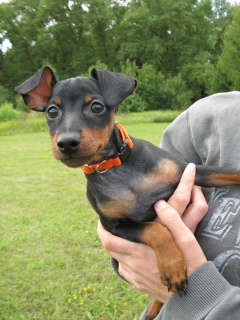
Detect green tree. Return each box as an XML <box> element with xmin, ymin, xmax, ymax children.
<box><xmin>118</xmin><ymin>0</ymin><xmax>233</xmax><ymax>99</ymax></box>
<box><xmin>216</xmin><ymin>5</ymin><xmax>240</xmax><ymax>90</ymax></box>
<box><xmin>0</xmin><ymin>0</ymin><xmax>236</xmax><ymax>107</ymax></box>
<box><xmin>0</xmin><ymin>0</ymin><xmax>46</xmax><ymax>88</ymax></box>
<box><xmin>118</xmin><ymin>0</ymin><xmax>214</xmax><ymax>75</ymax></box>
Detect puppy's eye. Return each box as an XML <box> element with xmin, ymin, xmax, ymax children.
<box><xmin>91</xmin><ymin>103</ymin><xmax>104</xmax><ymax>114</ymax></box>
<box><xmin>47</xmin><ymin>106</ymin><xmax>58</xmax><ymax>118</ymax></box>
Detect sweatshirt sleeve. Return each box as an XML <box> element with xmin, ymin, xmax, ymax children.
<box><xmin>161</xmin><ymin>92</ymin><xmax>240</xmax><ymax>168</ymax></box>
<box><xmin>142</xmin><ymin>262</ymin><xmax>240</xmax><ymax>320</ymax></box>
<box><xmin>160</xmin><ymin>108</ymin><xmax>203</xmax><ymax>165</ymax></box>
<box><xmin>110</xmin><ymin>256</ymin><xmax>129</xmax><ymax>283</ymax></box>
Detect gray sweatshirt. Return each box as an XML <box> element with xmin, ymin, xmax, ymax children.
<box><xmin>140</xmin><ymin>92</ymin><xmax>240</xmax><ymax>319</ymax></box>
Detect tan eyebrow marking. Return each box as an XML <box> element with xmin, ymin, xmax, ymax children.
<box><xmin>54</xmin><ymin>98</ymin><xmax>61</xmax><ymax>106</ymax></box>
<box><xmin>85</xmin><ymin>95</ymin><xmax>93</xmax><ymax>103</ymax></box>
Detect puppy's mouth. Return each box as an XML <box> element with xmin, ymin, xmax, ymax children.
<box><xmin>52</xmin><ymin>139</ymin><xmax>105</xmax><ymax>168</ymax></box>
<box><xmin>60</xmin><ymin>155</ymin><xmax>93</xmax><ymax>168</ymax></box>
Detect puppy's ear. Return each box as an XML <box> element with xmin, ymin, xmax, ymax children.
<box><xmin>91</xmin><ymin>68</ymin><xmax>137</xmax><ymax>108</ymax></box>
<box><xmin>15</xmin><ymin>67</ymin><xmax>58</xmax><ymax>111</ymax></box>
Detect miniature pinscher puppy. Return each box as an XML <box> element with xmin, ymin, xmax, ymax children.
<box><xmin>15</xmin><ymin>67</ymin><xmax>240</xmax><ymax>319</ymax></box>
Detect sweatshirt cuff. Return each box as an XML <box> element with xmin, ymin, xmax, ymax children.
<box><xmin>110</xmin><ymin>257</ymin><xmax>129</xmax><ymax>283</ymax></box>
<box><xmin>162</xmin><ymin>261</ymin><xmax>232</xmax><ymax>320</ymax></box>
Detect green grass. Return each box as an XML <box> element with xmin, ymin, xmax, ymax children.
<box><xmin>0</xmin><ymin>117</ymin><xmax>169</xmax><ymax>320</ymax></box>
<box><xmin>0</xmin><ymin>110</ymin><xmax>179</xmax><ymax>136</ymax></box>
<box><xmin>0</xmin><ymin>113</ymin><xmax>47</xmax><ymax>136</ymax></box>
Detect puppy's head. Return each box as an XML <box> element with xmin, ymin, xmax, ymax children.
<box><xmin>15</xmin><ymin>67</ymin><xmax>137</xmax><ymax>168</ymax></box>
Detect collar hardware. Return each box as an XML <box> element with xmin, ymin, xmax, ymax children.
<box><xmin>81</xmin><ymin>122</ymin><xmax>132</xmax><ymax>174</ymax></box>
<box><xmin>96</xmin><ymin>160</ymin><xmax>109</xmax><ymax>174</ymax></box>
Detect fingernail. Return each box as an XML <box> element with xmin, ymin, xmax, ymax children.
<box><xmin>185</xmin><ymin>163</ymin><xmax>196</xmax><ymax>175</ymax></box>
<box><xmin>154</xmin><ymin>200</ymin><xmax>168</xmax><ymax>210</ymax></box>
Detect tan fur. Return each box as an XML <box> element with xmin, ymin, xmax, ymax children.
<box><xmin>147</xmin><ymin>301</ymin><xmax>163</xmax><ymax>320</ymax></box>
<box><xmin>85</xmin><ymin>95</ymin><xmax>93</xmax><ymax>103</ymax></box>
<box><xmin>98</xmin><ymin>192</ymin><xmax>136</xmax><ymax>218</ymax></box>
<box><xmin>54</xmin><ymin>98</ymin><xmax>61</xmax><ymax>106</ymax></box>
<box><xmin>137</xmin><ymin>159</ymin><xmax>180</xmax><ymax>192</ymax></box>
<box><xmin>208</xmin><ymin>172</ymin><xmax>240</xmax><ymax>186</ymax></box>
<box><xmin>50</xmin><ymin>131</ymin><xmax>61</xmax><ymax>159</ymax></box>
<box><xmin>50</xmin><ymin>112</ymin><xmax>115</xmax><ymax>167</ymax></box>
<box><xmin>141</xmin><ymin>222</ymin><xmax>187</xmax><ymax>293</ymax></box>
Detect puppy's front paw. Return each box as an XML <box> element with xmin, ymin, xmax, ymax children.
<box><xmin>159</xmin><ymin>252</ymin><xmax>187</xmax><ymax>296</ymax></box>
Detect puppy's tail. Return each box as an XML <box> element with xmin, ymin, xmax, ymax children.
<box><xmin>195</xmin><ymin>165</ymin><xmax>240</xmax><ymax>188</ymax></box>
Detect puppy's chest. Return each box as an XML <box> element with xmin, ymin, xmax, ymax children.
<box><xmin>86</xmin><ymin>166</ymin><xmax>177</xmax><ymax>222</ymax></box>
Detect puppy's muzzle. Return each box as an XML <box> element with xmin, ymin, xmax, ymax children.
<box><xmin>57</xmin><ymin>134</ymin><xmax>80</xmax><ymax>155</ymax></box>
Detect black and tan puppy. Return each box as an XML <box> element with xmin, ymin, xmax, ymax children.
<box><xmin>15</xmin><ymin>67</ymin><xmax>240</xmax><ymax>319</ymax></box>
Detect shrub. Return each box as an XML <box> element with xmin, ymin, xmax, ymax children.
<box><xmin>120</xmin><ymin>59</ymin><xmax>138</xmax><ymax>77</ymax></box>
<box><xmin>0</xmin><ymin>86</ymin><xmax>16</xmax><ymax>107</ymax></box>
<box><xmin>137</xmin><ymin>64</ymin><xmax>193</xmax><ymax>110</ymax></box>
<box><xmin>118</xmin><ymin>93</ymin><xmax>148</xmax><ymax>113</ymax></box>
<box><xmin>137</xmin><ymin>64</ymin><xmax>167</xmax><ymax>110</ymax></box>
<box><xmin>15</xmin><ymin>95</ymin><xmax>30</xmax><ymax>113</ymax></box>
<box><xmin>85</xmin><ymin>60</ymin><xmax>109</xmax><ymax>77</ymax></box>
<box><xmin>0</xmin><ymin>102</ymin><xmax>19</xmax><ymax>122</ymax></box>
<box><xmin>164</xmin><ymin>75</ymin><xmax>193</xmax><ymax>110</ymax></box>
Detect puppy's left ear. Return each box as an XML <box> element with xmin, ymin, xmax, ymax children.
<box><xmin>91</xmin><ymin>68</ymin><xmax>137</xmax><ymax>108</ymax></box>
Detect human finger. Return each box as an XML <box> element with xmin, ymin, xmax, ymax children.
<box><xmin>97</xmin><ymin>220</ymin><xmax>138</xmax><ymax>256</ymax></box>
<box><xmin>154</xmin><ymin>200</ymin><xmax>207</xmax><ymax>276</ymax></box>
<box><xmin>168</xmin><ymin>163</ymin><xmax>196</xmax><ymax>216</ymax></box>
<box><xmin>182</xmin><ymin>186</ymin><xmax>209</xmax><ymax>232</ymax></box>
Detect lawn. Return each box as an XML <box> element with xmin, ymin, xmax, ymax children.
<box><xmin>0</xmin><ymin>117</ymin><xmax>169</xmax><ymax>320</ymax></box>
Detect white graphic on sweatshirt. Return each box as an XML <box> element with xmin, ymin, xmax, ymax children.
<box><xmin>213</xmin><ymin>250</ymin><xmax>240</xmax><ymax>273</ymax></box>
<box><xmin>201</xmin><ymin>188</ymin><xmax>240</xmax><ymax>276</ymax></box>
<box><xmin>201</xmin><ymin>192</ymin><xmax>240</xmax><ymax>241</ymax></box>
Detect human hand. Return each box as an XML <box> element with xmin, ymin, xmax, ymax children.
<box><xmin>154</xmin><ymin>165</ymin><xmax>208</xmax><ymax>277</ymax></box>
<box><xmin>97</xmin><ymin>220</ymin><xmax>169</xmax><ymax>301</ymax></box>
<box><xmin>97</xmin><ymin>163</ymin><xmax>208</xmax><ymax>302</ymax></box>
<box><xmin>155</xmin><ymin>163</ymin><xmax>208</xmax><ymax>234</ymax></box>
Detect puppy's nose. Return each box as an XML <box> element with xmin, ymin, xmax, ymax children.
<box><xmin>57</xmin><ymin>134</ymin><xmax>80</xmax><ymax>155</ymax></box>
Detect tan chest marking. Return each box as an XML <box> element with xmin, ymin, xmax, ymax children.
<box><xmin>137</xmin><ymin>159</ymin><xmax>180</xmax><ymax>192</ymax></box>
<box><xmin>98</xmin><ymin>192</ymin><xmax>136</xmax><ymax>218</ymax></box>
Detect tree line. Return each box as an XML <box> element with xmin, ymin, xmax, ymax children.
<box><xmin>0</xmin><ymin>0</ymin><xmax>240</xmax><ymax>111</ymax></box>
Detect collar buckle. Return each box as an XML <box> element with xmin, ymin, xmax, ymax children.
<box><xmin>118</xmin><ymin>139</ymin><xmax>131</xmax><ymax>162</ymax></box>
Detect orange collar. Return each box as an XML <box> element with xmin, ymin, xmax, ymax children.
<box><xmin>81</xmin><ymin>122</ymin><xmax>133</xmax><ymax>174</ymax></box>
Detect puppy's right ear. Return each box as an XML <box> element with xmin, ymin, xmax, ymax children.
<box><xmin>15</xmin><ymin>67</ymin><xmax>58</xmax><ymax>111</ymax></box>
